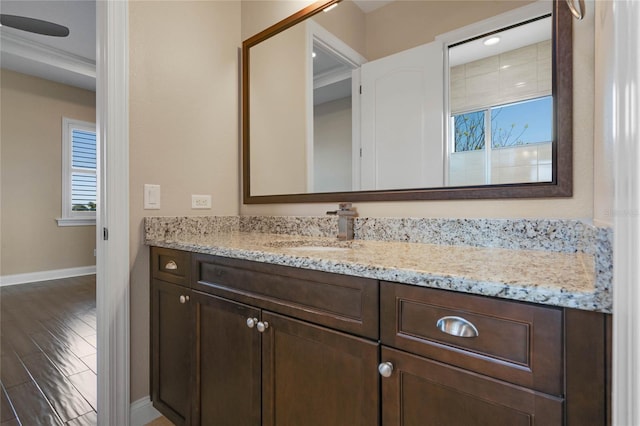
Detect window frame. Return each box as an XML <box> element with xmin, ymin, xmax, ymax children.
<box><xmin>450</xmin><ymin>95</ymin><xmax>553</xmax><ymax>185</ymax></box>
<box><xmin>57</xmin><ymin>117</ymin><xmax>97</xmax><ymax>227</ymax></box>
<box><xmin>451</xmin><ymin>95</ymin><xmax>553</xmax><ymax>152</ymax></box>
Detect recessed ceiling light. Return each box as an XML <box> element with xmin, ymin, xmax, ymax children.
<box><xmin>483</xmin><ymin>36</ymin><xmax>501</xmax><ymax>46</ymax></box>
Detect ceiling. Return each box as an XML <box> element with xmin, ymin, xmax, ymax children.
<box><xmin>449</xmin><ymin>16</ymin><xmax>551</xmax><ymax>67</ymax></box>
<box><xmin>0</xmin><ymin>0</ymin><xmax>96</xmax><ymax>91</ymax></box>
<box><xmin>352</xmin><ymin>0</ymin><xmax>395</xmax><ymax>13</ymax></box>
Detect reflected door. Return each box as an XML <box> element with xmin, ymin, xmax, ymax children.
<box><xmin>359</xmin><ymin>41</ymin><xmax>444</xmax><ymax>191</ymax></box>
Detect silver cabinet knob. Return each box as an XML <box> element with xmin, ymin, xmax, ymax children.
<box><xmin>247</xmin><ymin>317</ymin><xmax>258</xmax><ymax>328</ymax></box>
<box><xmin>179</xmin><ymin>295</ymin><xmax>189</xmax><ymax>304</ymax></box>
<box><xmin>256</xmin><ymin>321</ymin><xmax>269</xmax><ymax>333</ymax></box>
<box><xmin>378</xmin><ymin>362</ymin><xmax>394</xmax><ymax>378</ymax></box>
<box><xmin>165</xmin><ymin>260</ymin><xmax>178</xmax><ymax>270</ymax></box>
<box><xmin>436</xmin><ymin>316</ymin><xmax>479</xmax><ymax>338</ymax></box>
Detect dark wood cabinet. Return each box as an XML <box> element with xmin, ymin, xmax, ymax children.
<box><xmin>380</xmin><ymin>346</ymin><xmax>563</xmax><ymax>426</ymax></box>
<box><xmin>191</xmin><ymin>291</ymin><xmax>261</xmax><ymax>426</ymax></box>
<box><xmin>379</xmin><ymin>281</ymin><xmax>609</xmax><ymax>426</ymax></box>
<box><xmin>150</xmin><ymin>247</ymin><xmax>609</xmax><ymax>426</ymax></box>
<box><xmin>151</xmin><ymin>279</ymin><xmax>192</xmax><ymax>426</ymax></box>
<box><xmin>152</xmin><ymin>248</ymin><xmax>380</xmax><ymax>426</ymax></box>
<box><xmin>380</xmin><ymin>281</ymin><xmax>563</xmax><ymax>394</ymax></box>
<box><xmin>190</xmin><ymin>294</ymin><xmax>379</xmax><ymax>426</ymax></box>
<box><xmin>261</xmin><ymin>311</ymin><xmax>379</xmax><ymax>426</ymax></box>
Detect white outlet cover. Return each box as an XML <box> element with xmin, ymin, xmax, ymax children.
<box><xmin>192</xmin><ymin>194</ymin><xmax>212</xmax><ymax>209</ymax></box>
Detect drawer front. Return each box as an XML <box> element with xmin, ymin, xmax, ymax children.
<box><xmin>193</xmin><ymin>254</ymin><xmax>379</xmax><ymax>339</ymax></box>
<box><xmin>380</xmin><ymin>281</ymin><xmax>563</xmax><ymax>395</ymax></box>
<box><xmin>151</xmin><ymin>247</ymin><xmax>191</xmax><ymax>286</ymax></box>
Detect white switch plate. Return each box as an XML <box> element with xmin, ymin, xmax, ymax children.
<box><xmin>192</xmin><ymin>194</ymin><xmax>212</xmax><ymax>209</ymax></box>
<box><xmin>144</xmin><ymin>184</ymin><xmax>161</xmax><ymax>209</ymax></box>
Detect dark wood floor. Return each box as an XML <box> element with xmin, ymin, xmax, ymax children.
<box><xmin>1</xmin><ymin>275</ymin><xmax>97</xmax><ymax>425</ymax></box>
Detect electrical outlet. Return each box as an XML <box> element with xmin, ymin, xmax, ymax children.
<box><xmin>192</xmin><ymin>194</ymin><xmax>212</xmax><ymax>209</ymax></box>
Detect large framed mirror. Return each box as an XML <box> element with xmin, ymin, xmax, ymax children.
<box><xmin>242</xmin><ymin>0</ymin><xmax>572</xmax><ymax>203</ymax></box>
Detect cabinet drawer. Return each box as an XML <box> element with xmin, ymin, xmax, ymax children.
<box><xmin>193</xmin><ymin>254</ymin><xmax>379</xmax><ymax>339</ymax></box>
<box><xmin>380</xmin><ymin>281</ymin><xmax>563</xmax><ymax>395</ymax></box>
<box><xmin>151</xmin><ymin>247</ymin><xmax>191</xmax><ymax>286</ymax></box>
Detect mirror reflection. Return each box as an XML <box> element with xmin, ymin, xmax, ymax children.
<box><xmin>247</xmin><ymin>0</ymin><xmax>555</xmax><ymax>198</ymax></box>
<box><xmin>448</xmin><ymin>16</ymin><xmax>552</xmax><ymax>187</ymax></box>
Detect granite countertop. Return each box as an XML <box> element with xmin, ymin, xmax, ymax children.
<box><xmin>145</xmin><ymin>230</ymin><xmax>608</xmax><ymax>313</ymax></box>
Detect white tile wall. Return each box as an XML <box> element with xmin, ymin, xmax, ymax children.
<box><xmin>450</xmin><ymin>41</ymin><xmax>552</xmax><ymax>113</ymax></box>
<box><xmin>449</xmin><ymin>142</ymin><xmax>553</xmax><ymax>186</ymax></box>
<box><xmin>449</xmin><ymin>150</ymin><xmax>486</xmax><ymax>186</ymax></box>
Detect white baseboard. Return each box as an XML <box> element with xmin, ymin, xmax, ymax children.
<box><xmin>0</xmin><ymin>265</ymin><xmax>96</xmax><ymax>287</ymax></box>
<box><xmin>130</xmin><ymin>396</ymin><xmax>162</xmax><ymax>426</ymax></box>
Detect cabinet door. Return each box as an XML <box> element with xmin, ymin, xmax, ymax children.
<box><xmin>151</xmin><ymin>279</ymin><xmax>192</xmax><ymax>426</ymax></box>
<box><xmin>261</xmin><ymin>311</ymin><xmax>379</xmax><ymax>426</ymax></box>
<box><xmin>380</xmin><ymin>346</ymin><xmax>563</xmax><ymax>426</ymax></box>
<box><xmin>192</xmin><ymin>291</ymin><xmax>261</xmax><ymax>426</ymax></box>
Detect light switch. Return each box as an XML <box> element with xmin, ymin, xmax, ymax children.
<box><xmin>144</xmin><ymin>184</ymin><xmax>160</xmax><ymax>209</ymax></box>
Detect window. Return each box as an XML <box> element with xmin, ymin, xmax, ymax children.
<box><xmin>453</xmin><ymin>110</ymin><xmax>486</xmax><ymax>152</ymax></box>
<box><xmin>450</xmin><ymin>96</ymin><xmax>553</xmax><ymax>186</ymax></box>
<box><xmin>57</xmin><ymin>118</ymin><xmax>97</xmax><ymax>226</ymax></box>
<box><xmin>491</xmin><ymin>96</ymin><xmax>553</xmax><ymax>148</ymax></box>
<box><xmin>453</xmin><ymin>96</ymin><xmax>552</xmax><ymax>152</ymax></box>
<box><xmin>447</xmin><ymin>13</ymin><xmax>553</xmax><ymax>187</ymax></box>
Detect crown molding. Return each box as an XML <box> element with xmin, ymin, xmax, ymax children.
<box><xmin>0</xmin><ymin>29</ymin><xmax>95</xmax><ymax>78</ymax></box>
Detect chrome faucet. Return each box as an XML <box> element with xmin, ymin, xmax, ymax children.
<box><xmin>326</xmin><ymin>203</ymin><xmax>357</xmax><ymax>240</ymax></box>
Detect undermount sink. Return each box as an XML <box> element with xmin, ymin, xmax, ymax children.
<box><xmin>264</xmin><ymin>239</ymin><xmax>361</xmax><ymax>252</ymax></box>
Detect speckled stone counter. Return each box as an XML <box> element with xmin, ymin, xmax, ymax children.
<box><xmin>144</xmin><ymin>216</ymin><xmax>612</xmax><ymax>313</ymax></box>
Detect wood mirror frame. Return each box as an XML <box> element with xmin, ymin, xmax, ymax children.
<box><xmin>242</xmin><ymin>0</ymin><xmax>572</xmax><ymax>204</ymax></box>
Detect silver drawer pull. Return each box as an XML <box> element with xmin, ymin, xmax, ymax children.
<box><xmin>436</xmin><ymin>316</ymin><xmax>479</xmax><ymax>338</ymax></box>
<box><xmin>165</xmin><ymin>260</ymin><xmax>178</xmax><ymax>270</ymax></box>
<box><xmin>179</xmin><ymin>295</ymin><xmax>190</xmax><ymax>304</ymax></box>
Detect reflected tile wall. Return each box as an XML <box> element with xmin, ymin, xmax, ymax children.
<box><xmin>450</xmin><ymin>40</ymin><xmax>552</xmax><ymax>112</ymax></box>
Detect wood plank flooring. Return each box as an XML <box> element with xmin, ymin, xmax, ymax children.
<box><xmin>1</xmin><ymin>275</ymin><xmax>96</xmax><ymax>425</ymax></box>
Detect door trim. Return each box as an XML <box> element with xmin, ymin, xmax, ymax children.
<box><xmin>96</xmin><ymin>1</ymin><xmax>130</xmax><ymax>424</ymax></box>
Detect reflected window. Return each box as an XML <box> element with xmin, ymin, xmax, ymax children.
<box><xmin>453</xmin><ymin>110</ymin><xmax>485</xmax><ymax>152</ymax></box>
<box><xmin>491</xmin><ymin>96</ymin><xmax>552</xmax><ymax>147</ymax></box>
<box><xmin>453</xmin><ymin>96</ymin><xmax>552</xmax><ymax>152</ymax></box>
<box><xmin>448</xmin><ymin>15</ymin><xmax>552</xmax><ymax>187</ymax></box>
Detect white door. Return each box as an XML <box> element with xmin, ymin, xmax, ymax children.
<box><xmin>359</xmin><ymin>41</ymin><xmax>444</xmax><ymax>190</ymax></box>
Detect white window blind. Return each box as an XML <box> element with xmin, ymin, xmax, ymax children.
<box><xmin>58</xmin><ymin>118</ymin><xmax>97</xmax><ymax>226</ymax></box>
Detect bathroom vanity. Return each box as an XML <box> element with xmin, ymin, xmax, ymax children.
<box><xmin>147</xmin><ymin>218</ymin><xmax>611</xmax><ymax>426</ymax></box>
<box><xmin>148</xmin><ymin>0</ymin><xmax>609</xmax><ymax>421</ymax></box>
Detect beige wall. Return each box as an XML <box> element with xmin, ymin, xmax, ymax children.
<box><xmin>250</xmin><ymin>22</ymin><xmax>308</xmax><ymax>195</ymax></box>
<box><xmin>129</xmin><ymin>0</ymin><xmax>240</xmax><ymax>401</ymax></box>
<box><xmin>593</xmin><ymin>0</ymin><xmax>613</xmax><ymax>227</ymax></box>
<box><xmin>365</xmin><ymin>1</ymin><xmax>533</xmax><ymax>60</ymax></box>
<box><xmin>0</xmin><ymin>70</ymin><xmax>96</xmax><ymax>276</ymax></box>
<box><xmin>312</xmin><ymin>0</ymin><xmax>367</xmax><ymax>58</ymax></box>
<box><xmin>241</xmin><ymin>0</ymin><xmax>310</xmax><ymax>41</ymax></box>
<box><xmin>314</xmin><ymin>96</ymin><xmax>352</xmax><ymax>192</ymax></box>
